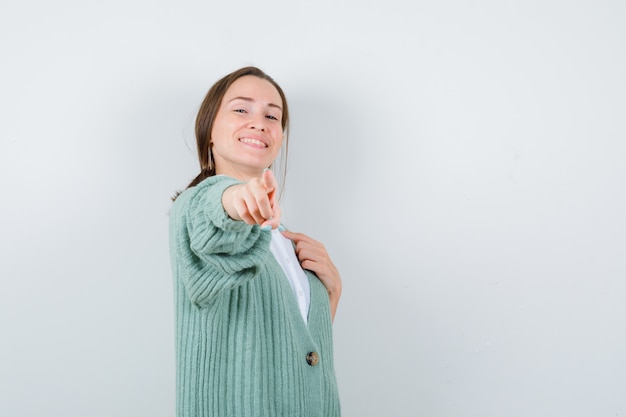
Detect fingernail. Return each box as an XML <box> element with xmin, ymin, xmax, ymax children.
<box><xmin>261</xmin><ymin>225</ymin><xmax>271</xmax><ymax>231</ymax></box>
<box><xmin>278</xmin><ymin>225</ymin><xmax>286</xmax><ymax>232</ymax></box>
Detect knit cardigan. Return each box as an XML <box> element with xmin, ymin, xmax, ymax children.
<box><xmin>169</xmin><ymin>175</ymin><xmax>340</xmax><ymax>417</ymax></box>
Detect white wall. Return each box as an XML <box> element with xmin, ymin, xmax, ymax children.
<box><xmin>1</xmin><ymin>1</ymin><xmax>625</xmax><ymax>416</ymax></box>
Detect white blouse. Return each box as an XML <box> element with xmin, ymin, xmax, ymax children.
<box><xmin>269</xmin><ymin>227</ymin><xmax>311</xmax><ymax>323</ymax></box>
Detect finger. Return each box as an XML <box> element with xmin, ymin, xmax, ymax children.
<box><xmin>232</xmin><ymin>197</ymin><xmax>257</xmax><ymax>225</ymax></box>
<box><xmin>261</xmin><ymin>169</ymin><xmax>277</xmax><ymax>196</ymax></box>
<box><xmin>270</xmin><ymin>201</ymin><xmax>281</xmax><ymax>228</ymax></box>
<box><xmin>246</xmin><ymin>179</ymin><xmax>274</xmax><ymax>222</ymax></box>
<box><xmin>295</xmin><ymin>245</ymin><xmax>326</xmax><ymax>264</ymax></box>
<box><xmin>281</xmin><ymin>231</ymin><xmax>321</xmax><ymax>256</ymax></box>
<box><xmin>280</xmin><ymin>230</ymin><xmax>307</xmax><ymax>243</ymax></box>
<box><xmin>248</xmin><ymin>201</ymin><xmax>270</xmax><ymax>225</ymax></box>
<box><xmin>300</xmin><ymin>259</ymin><xmax>320</xmax><ymax>273</ymax></box>
<box><xmin>261</xmin><ymin>200</ymin><xmax>281</xmax><ymax>230</ymax></box>
<box><xmin>229</xmin><ymin>180</ymin><xmax>275</xmax><ymax>225</ymax></box>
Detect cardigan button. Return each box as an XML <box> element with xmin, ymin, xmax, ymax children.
<box><xmin>306</xmin><ymin>351</ymin><xmax>319</xmax><ymax>366</ymax></box>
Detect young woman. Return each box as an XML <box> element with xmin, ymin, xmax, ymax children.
<box><xmin>169</xmin><ymin>66</ymin><xmax>342</xmax><ymax>417</ymax></box>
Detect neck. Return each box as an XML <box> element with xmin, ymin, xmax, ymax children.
<box><xmin>215</xmin><ymin>164</ymin><xmax>265</xmax><ymax>182</ymax></box>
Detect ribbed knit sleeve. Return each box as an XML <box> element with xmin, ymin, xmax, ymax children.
<box><xmin>170</xmin><ymin>175</ymin><xmax>271</xmax><ymax>307</ymax></box>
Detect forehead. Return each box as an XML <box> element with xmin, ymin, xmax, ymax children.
<box><xmin>223</xmin><ymin>75</ymin><xmax>282</xmax><ymax>105</ymax></box>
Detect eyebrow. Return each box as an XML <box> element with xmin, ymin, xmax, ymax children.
<box><xmin>228</xmin><ymin>96</ymin><xmax>283</xmax><ymax>112</ymax></box>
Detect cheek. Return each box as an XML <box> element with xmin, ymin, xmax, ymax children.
<box><xmin>211</xmin><ymin>117</ymin><xmax>236</xmax><ymax>142</ymax></box>
<box><xmin>273</xmin><ymin>128</ymin><xmax>285</xmax><ymax>145</ymax></box>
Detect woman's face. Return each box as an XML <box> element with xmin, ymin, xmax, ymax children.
<box><xmin>211</xmin><ymin>75</ymin><xmax>284</xmax><ymax>181</ymax></box>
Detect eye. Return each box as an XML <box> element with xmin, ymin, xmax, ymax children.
<box><xmin>266</xmin><ymin>114</ymin><xmax>279</xmax><ymax>121</ymax></box>
<box><xmin>234</xmin><ymin>108</ymin><xmax>247</xmax><ymax>113</ymax></box>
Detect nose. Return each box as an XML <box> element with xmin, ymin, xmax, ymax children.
<box><xmin>249</xmin><ymin>115</ymin><xmax>266</xmax><ymax>131</ymax></box>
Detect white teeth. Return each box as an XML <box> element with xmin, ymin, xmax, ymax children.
<box><xmin>240</xmin><ymin>138</ymin><xmax>266</xmax><ymax>147</ymax></box>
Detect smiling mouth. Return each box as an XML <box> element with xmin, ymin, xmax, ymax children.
<box><xmin>239</xmin><ymin>138</ymin><xmax>268</xmax><ymax>148</ymax></box>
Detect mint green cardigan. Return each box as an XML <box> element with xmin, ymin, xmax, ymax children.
<box><xmin>169</xmin><ymin>175</ymin><xmax>340</xmax><ymax>417</ymax></box>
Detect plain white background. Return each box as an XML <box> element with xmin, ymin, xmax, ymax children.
<box><xmin>1</xmin><ymin>0</ymin><xmax>625</xmax><ymax>416</ymax></box>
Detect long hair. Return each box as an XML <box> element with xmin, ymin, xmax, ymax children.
<box><xmin>173</xmin><ymin>66</ymin><xmax>290</xmax><ymax>200</ymax></box>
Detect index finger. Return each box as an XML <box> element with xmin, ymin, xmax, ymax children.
<box><xmin>261</xmin><ymin>169</ymin><xmax>277</xmax><ymax>193</ymax></box>
<box><xmin>280</xmin><ymin>230</ymin><xmax>307</xmax><ymax>243</ymax></box>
